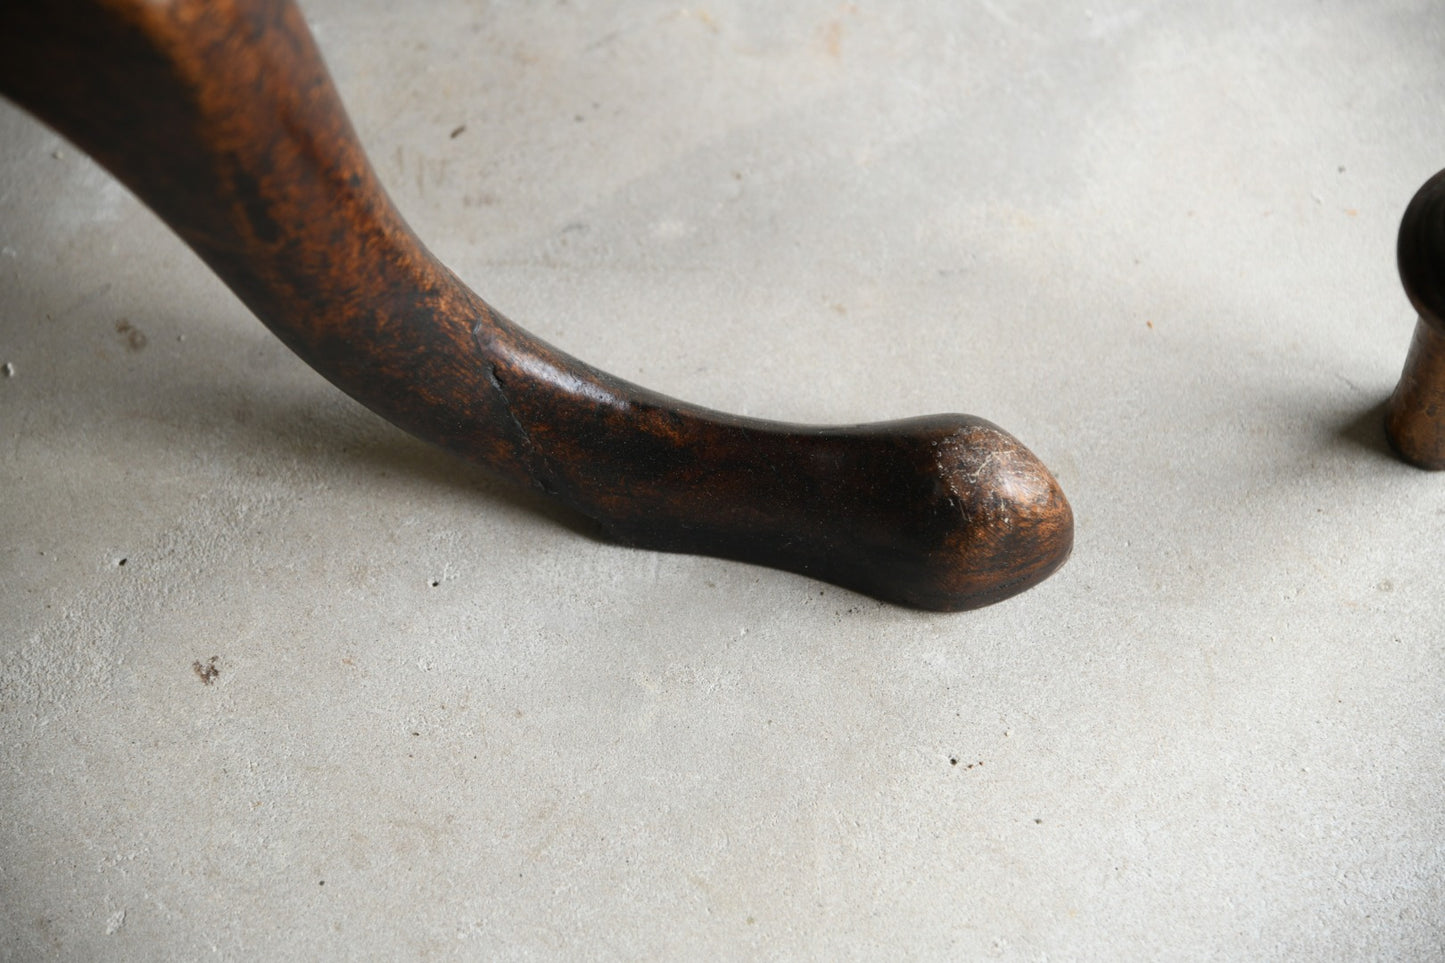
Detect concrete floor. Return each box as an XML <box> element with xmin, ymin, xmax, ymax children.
<box><xmin>2</xmin><ymin>0</ymin><xmax>1443</xmax><ymax>958</ymax></box>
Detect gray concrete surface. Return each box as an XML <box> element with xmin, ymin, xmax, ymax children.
<box><xmin>2</xmin><ymin>0</ymin><xmax>1442</xmax><ymax>959</ymax></box>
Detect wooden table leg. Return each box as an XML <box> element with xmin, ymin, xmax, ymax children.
<box><xmin>0</xmin><ymin>0</ymin><xmax>1072</xmax><ymax>610</ymax></box>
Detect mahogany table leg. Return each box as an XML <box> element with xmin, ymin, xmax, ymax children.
<box><xmin>0</xmin><ymin>0</ymin><xmax>1072</xmax><ymax>610</ymax></box>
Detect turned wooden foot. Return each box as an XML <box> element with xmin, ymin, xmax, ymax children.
<box><xmin>1387</xmin><ymin>168</ymin><xmax>1445</xmax><ymax>469</ymax></box>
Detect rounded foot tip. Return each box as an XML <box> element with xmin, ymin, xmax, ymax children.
<box><xmin>886</xmin><ymin>418</ymin><xmax>1073</xmax><ymax>611</ymax></box>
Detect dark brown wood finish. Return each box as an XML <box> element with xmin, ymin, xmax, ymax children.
<box><xmin>1387</xmin><ymin>168</ymin><xmax>1445</xmax><ymax>469</ymax></box>
<box><xmin>0</xmin><ymin>0</ymin><xmax>1073</xmax><ymax>610</ymax></box>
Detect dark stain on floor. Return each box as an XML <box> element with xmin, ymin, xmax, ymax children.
<box><xmin>193</xmin><ymin>656</ymin><xmax>219</xmax><ymax>685</ymax></box>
